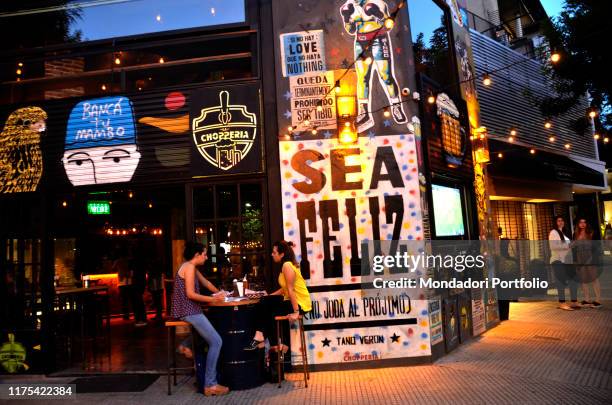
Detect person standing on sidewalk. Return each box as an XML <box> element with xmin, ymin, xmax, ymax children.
<box><xmin>573</xmin><ymin>217</ymin><xmax>602</xmax><ymax>308</ymax></box>
<box><xmin>549</xmin><ymin>216</ymin><xmax>580</xmax><ymax>310</ymax></box>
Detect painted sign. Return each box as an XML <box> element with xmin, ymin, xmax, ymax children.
<box><xmin>471</xmin><ymin>288</ymin><xmax>486</xmax><ymax>336</ymax></box>
<box><xmin>190</xmin><ymin>85</ymin><xmax>261</xmax><ymax>176</ymax></box>
<box><xmin>63</xmin><ymin>96</ymin><xmax>139</xmax><ymax>186</ymax></box>
<box><xmin>289</xmin><ymin>71</ymin><xmax>336</xmax><ymax>131</ymax></box>
<box><xmin>428</xmin><ymin>297</ymin><xmax>444</xmax><ymax>346</ymax></box>
<box><xmin>0</xmin><ymin>107</ymin><xmax>47</xmax><ymax>193</ymax></box>
<box><xmin>273</xmin><ymin>0</ymin><xmax>425</xmax><ymax>365</ymax></box>
<box><xmin>280</xmin><ymin>30</ymin><xmax>327</xmax><ymax>77</ymax></box>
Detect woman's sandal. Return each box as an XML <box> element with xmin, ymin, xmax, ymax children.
<box><xmin>204</xmin><ymin>384</ymin><xmax>229</xmax><ymax>396</ymax></box>
<box><xmin>178</xmin><ymin>345</ymin><xmax>193</xmax><ymax>359</ymax></box>
<box><xmin>243</xmin><ymin>339</ymin><xmax>265</xmax><ymax>351</ymax></box>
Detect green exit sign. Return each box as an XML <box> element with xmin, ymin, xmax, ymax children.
<box><xmin>87</xmin><ymin>201</ymin><xmax>111</xmax><ymax>215</ymax></box>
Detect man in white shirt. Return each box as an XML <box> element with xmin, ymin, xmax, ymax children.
<box><xmin>549</xmin><ymin>216</ymin><xmax>579</xmax><ymax>310</ymax></box>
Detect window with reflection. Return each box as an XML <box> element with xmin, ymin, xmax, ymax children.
<box><xmin>193</xmin><ymin>182</ymin><xmax>266</xmax><ymax>289</ymax></box>
<box><xmin>408</xmin><ymin>0</ymin><xmax>454</xmax><ymax>89</ymax></box>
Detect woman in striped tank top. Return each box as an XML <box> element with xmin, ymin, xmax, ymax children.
<box><xmin>170</xmin><ymin>242</ymin><xmax>229</xmax><ymax>396</ymax></box>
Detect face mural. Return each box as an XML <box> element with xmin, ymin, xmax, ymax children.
<box><xmin>340</xmin><ymin>0</ymin><xmax>408</xmax><ymax>133</ymax></box>
<box><xmin>0</xmin><ymin>106</ymin><xmax>47</xmax><ymax>194</ymax></box>
<box><xmin>63</xmin><ymin>96</ymin><xmax>140</xmax><ymax>186</ymax></box>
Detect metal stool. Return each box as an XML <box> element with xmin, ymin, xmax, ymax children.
<box><xmin>166</xmin><ymin>320</ymin><xmax>195</xmax><ymax>395</ymax></box>
<box><xmin>275</xmin><ymin>315</ymin><xmax>309</xmax><ymax>388</ymax></box>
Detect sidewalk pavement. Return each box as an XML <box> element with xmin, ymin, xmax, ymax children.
<box><xmin>3</xmin><ymin>301</ymin><xmax>611</xmax><ymax>404</ymax></box>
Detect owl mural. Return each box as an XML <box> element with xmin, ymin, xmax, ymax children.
<box><xmin>0</xmin><ymin>107</ymin><xmax>47</xmax><ymax>194</ymax></box>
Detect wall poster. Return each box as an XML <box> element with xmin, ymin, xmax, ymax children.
<box><xmin>274</xmin><ymin>0</ymin><xmax>430</xmax><ymax>365</ymax></box>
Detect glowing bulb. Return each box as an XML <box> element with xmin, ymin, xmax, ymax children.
<box><xmin>156</xmin><ymin>14</ymin><xmax>161</xmax><ymax>22</ymax></box>
<box><xmin>544</xmin><ymin>121</ymin><xmax>552</xmax><ymax>129</ymax></box>
<box><xmin>339</xmin><ymin>126</ymin><xmax>357</xmax><ymax>144</ymax></box>
<box><xmin>564</xmin><ymin>143</ymin><xmax>571</xmax><ymax>149</ymax></box>
<box><xmin>128</xmin><ymin>192</ymin><xmax>133</xmax><ymax>198</ymax></box>
<box><xmin>588</xmin><ymin>110</ymin><xmax>597</xmax><ymax>118</ymax></box>
<box><xmin>316</xmin><ymin>103</ymin><xmax>323</xmax><ymax>112</ymax></box>
<box><xmin>62</xmin><ymin>201</ymin><xmax>67</xmax><ymax>207</ymax></box>
<box><xmin>311</xmin><ymin>129</ymin><xmax>317</xmax><ymax>135</ymax></box>
<box><xmin>510</xmin><ymin>129</ymin><xmax>517</xmax><ymax>136</ymax></box>
<box><xmin>16</xmin><ymin>69</ymin><xmax>22</xmax><ymax>75</ymax></box>
<box><xmin>132</xmin><ymin>228</ymin><xmax>137</xmax><ymax>232</ymax></box>
<box><xmin>550</xmin><ymin>52</ymin><xmax>560</xmax><ymax>63</ymax></box>
<box><xmin>18</xmin><ymin>62</ymin><xmax>23</xmax><ymax>67</ymax></box>
<box><xmin>384</xmin><ymin>18</ymin><xmax>394</xmax><ymax>30</ymax></box>
<box><xmin>148</xmin><ymin>203</ymin><xmax>153</xmax><ymax>208</ymax></box>
<box><xmin>335</xmin><ymin>82</ymin><xmax>341</xmax><ymax>93</ymax></box>
<box><xmin>101</xmin><ymin>84</ymin><xmax>107</xmax><ymax>91</ymax></box>
<box><xmin>288</xmin><ymin>126</ymin><xmax>293</xmax><ymax>131</ymax></box>
<box><xmin>427</xmin><ymin>95</ymin><xmax>436</xmax><ymax>104</ymax></box>
<box><xmin>604</xmin><ymin>137</ymin><xmax>609</xmax><ymax>144</ymax></box>
<box><xmin>159</xmin><ymin>57</ymin><xmax>165</xmax><ymax>64</ymax></box>
<box><xmin>530</xmin><ymin>149</ymin><xmax>536</xmax><ymax>154</ymax></box>
<box><xmin>114</xmin><ymin>57</ymin><xmax>121</xmax><ymax>65</ymax></box>
<box><xmin>549</xmin><ymin>136</ymin><xmax>556</xmax><ymax>142</ymax></box>
<box><xmin>482</xmin><ymin>74</ymin><xmax>491</xmax><ymax>86</ymax></box>
<box><xmin>497</xmin><ymin>153</ymin><xmax>503</xmax><ymax>158</ymax></box>
<box><xmin>345</xmin><ymin>121</ymin><xmax>351</xmax><ymax>127</ymax></box>
<box><xmin>383</xmin><ymin>108</ymin><xmax>391</xmax><ymax>118</ymax></box>
<box><xmin>508</xmin><ymin>136</ymin><xmax>515</xmax><ymax>143</ymax></box>
<box><xmin>304</xmin><ymin>119</ymin><xmax>310</xmax><ymax>126</ymax></box>
<box><xmin>594</xmin><ymin>134</ymin><xmax>600</xmax><ymax>140</ymax></box>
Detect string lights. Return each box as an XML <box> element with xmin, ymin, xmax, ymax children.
<box><xmin>276</xmin><ymin>0</ymin><xmax>602</xmax><ymax>158</ymax></box>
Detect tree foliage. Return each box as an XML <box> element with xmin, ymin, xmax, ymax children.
<box><xmin>539</xmin><ymin>0</ymin><xmax>612</xmax><ymax>134</ymax></box>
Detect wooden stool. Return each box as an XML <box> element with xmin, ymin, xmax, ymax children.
<box><xmin>166</xmin><ymin>320</ymin><xmax>195</xmax><ymax>395</ymax></box>
<box><xmin>275</xmin><ymin>315</ymin><xmax>309</xmax><ymax>388</ymax></box>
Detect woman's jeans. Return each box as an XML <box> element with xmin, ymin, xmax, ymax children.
<box><xmin>552</xmin><ymin>261</ymin><xmax>577</xmax><ymax>303</ymax></box>
<box><xmin>181</xmin><ymin>313</ymin><xmax>223</xmax><ymax>387</ymax></box>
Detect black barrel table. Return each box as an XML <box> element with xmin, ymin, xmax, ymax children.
<box><xmin>204</xmin><ymin>299</ymin><xmax>265</xmax><ymax>390</ymax></box>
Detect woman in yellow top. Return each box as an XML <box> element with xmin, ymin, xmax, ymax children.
<box><xmin>244</xmin><ymin>240</ymin><xmax>311</xmax><ymax>351</ymax></box>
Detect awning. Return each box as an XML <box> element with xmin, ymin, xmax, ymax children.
<box><xmin>488</xmin><ymin>140</ymin><xmax>605</xmax><ymax>188</ymax></box>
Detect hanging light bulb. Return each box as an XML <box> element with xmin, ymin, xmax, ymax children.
<box><xmin>304</xmin><ymin>119</ymin><xmax>310</xmax><ymax>126</ymax></box>
<box><xmin>482</xmin><ymin>73</ymin><xmax>492</xmax><ymax>86</ymax></box>
<box><xmin>564</xmin><ymin>143</ymin><xmax>571</xmax><ymax>149</ymax></box>
<box><xmin>159</xmin><ymin>57</ymin><xmax>165</xmax><ymax>64</ymax></box>
<box><xmin>549</xmin><ymin>136</ymin><xmax>556</xmax><ymax>142</ymax></box>
<box><xmin>334</xmin><ymin>81</ymin><xmax>341</xmax><ymax>93</ymax></box>
<box><xmin>427</xmin><ymin>94</ymin><xmax>436</xmax><ymax>104</ymax></box>
<box><xmin>550</xmin><ymin>52</ymin><xmax>561</xmax><ymax>63</ymax></box>
<box><xmin>594</xmin><ymin>134</ymin><xmax>600</xmax><ymax>140</ymax></box>
<box><xmin>384</xmin><ymin>18</ymin><xmax>394</xmax><ymax>30</ymax></box>
<box><xmin>510</xmin><ymin>128</ymin><xmax>517</xmax><ymax>136</ymax></box>
<box><xmin>316</xmin><ymin>100</ymin><xmax>323</xmax><ymax>112</ymax></box>
<box><xmin>383</xmin><ymin>108</ymin><xmax>391</xmax><ymax>118</ymax></box>
<box><xmin>114</xmin><ymin>53</ymin><xmax>121</xmax><ymax>65</ymax></box>
<box><xmin>101</xmin><ymin>84</ymin><xmax>107</xmax><ymax>91</ymax></box>
<box><xmin>508</xmin><ymin>136</ymin><xmax>515</xmax><ymax>143</ymax></box>
<box><xmin>311</xmin><ymin>128</ymin><xmax>318</xmax><ymax>135</ymax></box>
<box><xmin>530</xmin><ymin>149</ymin><xmax>536</xmax><ymax>154</ymax></box>
<box><xmin>497</xmin><ymin>153</ymin><xmax>503</xmax><ymax>158</ymax></box>
<box><xmin>604</xmin><ymin>137</ymin><xmax>609</xmax><ymax>144</ymax></box>
<box><xmin>544</xmin><ymin>121</ymin><xmax>552</xmax><ymax>129</ymax></box>
<box><xmin>287</xmin><ymin>126</ymin><xmax>293</xmax><ymax>132</ymax></box>
<box><xmin>588</xmin><ymin>108</ymin><xmax>597</xmax><ymax>119</ymax></box>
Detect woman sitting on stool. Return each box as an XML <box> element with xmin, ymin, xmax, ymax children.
<box><xmin>170</xmin><ymin>242</ymin><xmax>229</xmax><ymax>396</ymax></box>
<box><xmin>245</xmin><ymin>241</ymin><xmax>312</xmax><ymax>352</ymax></box>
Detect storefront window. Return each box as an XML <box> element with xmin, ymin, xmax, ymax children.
<box><xmin>0</xmin><ymin>0</ymin><xmax>245</xmax><ymax>51</ymax></box>
<box><xmin>408</xmin><ymin>0</ymin><xmax>454</xmax><ymax>88</ymax></box>
<box><xmin>193</xmin><ymin>182</ymin><xmax>266</xmax><ymax>288</ymax></box>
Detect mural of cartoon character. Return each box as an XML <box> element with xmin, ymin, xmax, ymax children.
<box><xmin>340</xmin><ymin>0</ymin><xmax>408</xmax><ymax>133</ymax></box>
<box><xmin>0</xmin><ymin>107</ymin><xmax>47</xmax><ymax>194</ymax></box>
<box><xmin>0</xmin><ymin>333</ymin><xmax>29</xmax><ymax>373</ymax></box>
<box><xmin>63</xmin><ymin>96</ymin><xmax>140</xmax><ymax>186</ymax></box>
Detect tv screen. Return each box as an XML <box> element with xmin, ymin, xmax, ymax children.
<box><xmin>431</xmin><ymin>184</ymin><xmax>465</xmax><ymax>237</ymax></box>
